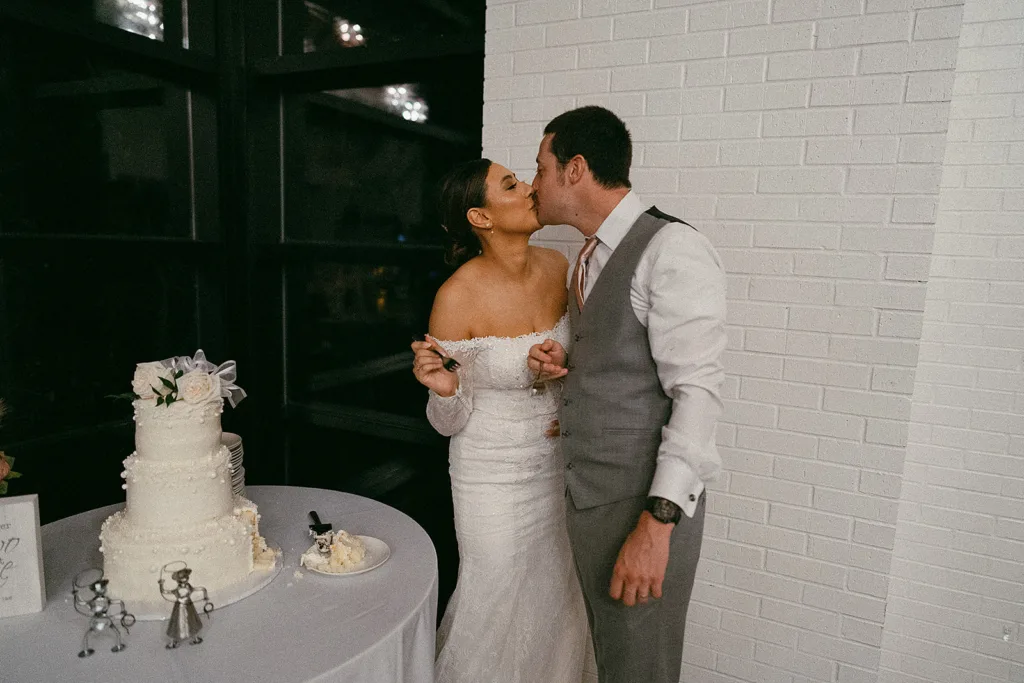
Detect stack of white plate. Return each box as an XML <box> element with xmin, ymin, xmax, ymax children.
<box><xmin>221</xmin><ymin>432</ymin><xmax>245</xmax><ymax>497</ymax></box>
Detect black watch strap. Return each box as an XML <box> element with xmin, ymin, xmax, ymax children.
<box><xmin>645</xmin><ymin>496</ymin><xmax>682</xmax><ymax>525</ymax></box>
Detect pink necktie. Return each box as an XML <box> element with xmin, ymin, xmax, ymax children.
<box><xmin>572</xmin><ymin>236</ymin><xmax>599</xmax><ymax>312</ymax></box>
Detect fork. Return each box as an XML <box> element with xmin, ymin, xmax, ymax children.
<box><xmin>412</xmin><ymin>335</ymin><xmax>460</xmax><ymax>372</ymax></box>
<box><xmin>530</xmin><ymin>368</ymin><xmax>547</xmax><ymax>396</ymax></box>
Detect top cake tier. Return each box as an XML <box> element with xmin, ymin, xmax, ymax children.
<box><xmin>129</xmin><ymin>352</ymin><xmax>246</xmax><ymax>461</ymax></box>
<box><xmin>134</xmin><ymin>398</ymin><xmax>224</xmax><ymax>462</ymax></box>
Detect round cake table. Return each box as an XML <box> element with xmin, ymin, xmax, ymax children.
<box><xmin>0</xmin><ymin>485</ymin><xmax>439</xmax><ymax>683</ymax></box>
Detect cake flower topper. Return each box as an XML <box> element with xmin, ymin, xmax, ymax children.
<box><xmin>121</xmin><ymin>349</ymin><xmax>247</xmax><ymax>408</ymax></box>
<box><xmin>171</xmin><ymin>349</ymin><xmax>247</xmax><ymax>408</ymax></box>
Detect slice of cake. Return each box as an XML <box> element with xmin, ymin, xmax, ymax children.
<box><xmin>300</xmin><ymin>530</ymin><xmax>367</xmax><ymax>573</ymax></box>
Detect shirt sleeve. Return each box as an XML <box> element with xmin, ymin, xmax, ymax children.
<box><xmin>633</xmin><ymin>224</ymin><xmax>727</xmax><ymax>518</ymax></box>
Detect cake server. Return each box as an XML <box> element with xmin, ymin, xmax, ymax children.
<box><xmin>308</xmin><ymin>510</ymin><xmax>332</xmax><ymax>536</ymax></box>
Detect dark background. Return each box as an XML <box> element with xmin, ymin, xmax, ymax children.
<box><xmin>0</xmin><ymin>0</ymin><xmax>484</xmax><ymax>617</ymax></box>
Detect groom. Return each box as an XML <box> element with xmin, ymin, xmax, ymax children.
<box><xmin>528</xmin><ymin>106</ymin><xmax>727</xmax><ymax>683</ymax></box>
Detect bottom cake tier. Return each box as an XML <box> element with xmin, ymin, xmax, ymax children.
<box><xmin>99</xmin><ymin>496</ymin><xmax>277</xmax><ymax>613</ymax></box>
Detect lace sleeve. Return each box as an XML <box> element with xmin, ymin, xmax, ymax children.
<box><xmin>424</xmin><ymin>343</ymin><xmax>477</xmax><ymax>437</ymax></box>
<box><xmin>426</xmin><ymin>381</ymin><xmax>473</xmax><ymax>437</ymax></box>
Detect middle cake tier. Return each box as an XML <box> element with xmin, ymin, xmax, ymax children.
<box><xmin>122</xmin><ymin>445</ymin><xmax>235</xmax><ymax>528</ymax></box>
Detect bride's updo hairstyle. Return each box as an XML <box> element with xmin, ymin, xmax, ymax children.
<box><xmin>438</xmin><ymin>158</ymin><xmax>492</xmax><ymax>268</ymax></box>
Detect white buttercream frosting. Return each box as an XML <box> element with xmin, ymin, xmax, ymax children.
<box><xmin>122</xmin><ymin>445</ymin><xmax>234</xmax><ymax>528</ymax></box>
<box><xmin>134</xmin><ymin>398</ymin><xmax>223</xmax><ymax>463</ymax></box>
<box><xmin>100</xmin><ymin>498</ymin><xmax>255</xmax><ymax>601</ymax></box>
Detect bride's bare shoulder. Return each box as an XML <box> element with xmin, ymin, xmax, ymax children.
<box><xmin>429</xmin><ymin>264</ymin><xmax>480</xmax><ymax>340</ymax></box>
<box><xmin>530</xmin><ymin>246</ymin><xmax>569</xmax><ymax>277</ymax></box>
<box><xmin>439</xmin><ymin>258</ymin><xmax>486</xmax><ymax>298</ymax></box>
<box><xmin>531</xmin><ymin>247</ymin><xmax>570</xmax><ymax>294</ymax></box>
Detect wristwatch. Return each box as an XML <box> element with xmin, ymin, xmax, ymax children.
<box><xmin>645</xmin><ymin>497</ymin><xmax>682</xmax><ymax>525</ymax></box>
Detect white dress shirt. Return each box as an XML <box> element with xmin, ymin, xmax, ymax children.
<box><xmin>569</xmin><ymin>191</ymin><xmax>727</xmax><ymax>518</ymax></box>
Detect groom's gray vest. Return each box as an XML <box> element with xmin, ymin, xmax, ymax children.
<box><xmin>561</xmin><ymin>207</ymin><xmax>694</xmax><ymax>510</ymax></box>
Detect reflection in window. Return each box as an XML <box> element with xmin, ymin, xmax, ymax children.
<box><xmin>288</xmin><ymin>91</ymin><xmax>472</xmax><ymax>244</ymax></box>
<box><xmin>385</xmin><ymin>86</ymin><xmax>428</xmax><ymax>123</ymax></box>
<box><xmin>290</xmin><ymin>0</ymin><xmax>483</xmax><ymax>55</ymax></box>
<box><xmin>327</xmin><ymin>84</ymin><xmax>429</xmax><ymax>124</ymax></box>
<box><xmin>304</xmin><ymin>1</ymin><xmax>366</xmax><ymax>53</ymax></box>
<box><xmin>95</xmin><ymin>0</ymin><xmax>164</xmax><ymax>41</ymax></box>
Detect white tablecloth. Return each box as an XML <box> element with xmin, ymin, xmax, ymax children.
<box><xmin>0</xmin><ymin>485</ymin><xmax>438</xmax><ymax>683</ymax></box>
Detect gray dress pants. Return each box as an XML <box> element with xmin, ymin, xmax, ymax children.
<box><xmin>566</xmin><ymin>491</ymin><xmax>706</xmax><ymax>683</ymax></box>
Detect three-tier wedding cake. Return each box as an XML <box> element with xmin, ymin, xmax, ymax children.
<box><xmin>99</xmin><ymin>351</ymin><xmax>277</xmax><ymax>615</ymax></box>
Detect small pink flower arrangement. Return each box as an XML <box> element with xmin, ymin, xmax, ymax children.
<box><xmin>0</xmin><ymin>400</ymin><xmax>21</xmax><ymax>495</ymax></box>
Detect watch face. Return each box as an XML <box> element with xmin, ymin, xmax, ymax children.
<box><xmin>648</xmin><ymin>498</ymin><xmax>679</xmax><ymax>523</ymax></box>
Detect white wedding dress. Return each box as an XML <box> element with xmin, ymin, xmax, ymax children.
<box><xmin>428</xmin><ymin>312</ymin><xmax>588</xmax><ymax>683</ymax></box>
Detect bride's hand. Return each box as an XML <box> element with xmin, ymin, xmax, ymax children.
<box><xmin>527</xmin><ymin>339</ymin><xmax>568</xmax><ymax>381</ymax></box>
<box><xmin>411</xmin><ymin>335</ymin><xmax>459</xmax><ymax>398</ymax></box>
<box><xmin>545</xmin><ymin>419</ymin><xmax>560</xmax><ymax>438</ymax></box>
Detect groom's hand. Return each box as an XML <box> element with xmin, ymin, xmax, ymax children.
<box><xmin>609</xmin><ymin>512</ymin><xmax>674</xmax><ymax>607</ymax></box>
<box><xmin>527</xmin><ymin>339</ymin><xmax>569</xmax><ymax>380</ymax></box>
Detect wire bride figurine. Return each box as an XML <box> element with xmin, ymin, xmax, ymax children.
<box><xmin>159</xmin><ymin>562</ymin><xmax>214</xmax><ymax>648</ymax></box>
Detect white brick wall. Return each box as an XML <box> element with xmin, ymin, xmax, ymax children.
<box><xmin>878</xmin><ymin>0</ymin><xmax>1024</xmax><ymax>681</ymax></box>
<box><xmin>481</xmin><ymin>1</ymin><xmax>1020</xmax><ymax>682</ymax></box>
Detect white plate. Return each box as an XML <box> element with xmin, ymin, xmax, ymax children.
<box><xmin>301</xmin><ymin>536</ymin><xmax>390</xmax><ymax>577</ymax></box>
<box><xmin>221</xmin><ymin>432</ymin><xmax>243</xmax><ymax>450</ymax></box>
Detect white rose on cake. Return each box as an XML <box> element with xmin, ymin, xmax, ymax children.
<box><xmin>178</xmin><ymin>370</ymin><xmax>222</xmax><ymax>404</ymax></box>
<box><xmin>132</xmin><ymin>362</ymin><xmax>175</xmax><ymax>399</ymax></box>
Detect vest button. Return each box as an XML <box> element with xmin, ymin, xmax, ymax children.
<box><xmin>566</xmin><ymin>463</ymin><xmax>574</xmax><ymax>470</ymax></box>
<box><xmin>563</xmin><ymin>398</ymin><xmax>570</xmax><ymax>406</ymax></box>
<box><xmin>574</xmin><ymin>334</ymin><xmax>582</xmax><ymax>342</ymax></box>
<box><xmin>689</xmin><ymin>494</ymin><xmax>696</xmax><ymax>502</ymax></box>
<box><xmin>562</xmin><ymin>430</ymin><xmax>571</xmax><ymax>438</ymax></box>
<box><xmin>567</xmin><ymin>363</ymin><xmax>575</xmax><ymax>371</ymax></box>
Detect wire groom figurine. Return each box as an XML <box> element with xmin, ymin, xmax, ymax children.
<box><xmin>72</xmin><ymin>569</ymin><xmax>136</xmax><ymax>658</ymax></box>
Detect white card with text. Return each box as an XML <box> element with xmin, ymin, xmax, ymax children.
<box><xmin>0</xmin><ymin>494</ymin><xmax>46</xmax><ymax>618</ymax></box>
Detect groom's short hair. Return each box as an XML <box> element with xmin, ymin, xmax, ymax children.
<box><xmin>544</xmin><ymin>106</ymin><xmax>632</xmax><ymax>190</ymax></box>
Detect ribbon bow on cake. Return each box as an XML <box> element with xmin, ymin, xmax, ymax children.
<box><xmin>162</xmin><ymin>349</ymin><xmax>248</xmax><ymax>408</ymax></box>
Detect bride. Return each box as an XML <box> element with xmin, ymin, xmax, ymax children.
<box><xmin>411</xmin><ymin>158</ymin><xmax>588</xmax><ymax>683</ymax></box>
